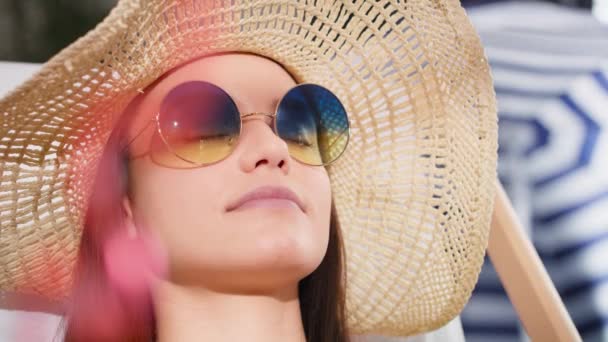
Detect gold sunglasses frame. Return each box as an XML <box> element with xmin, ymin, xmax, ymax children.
<box><xmin>122</xmin><ymin>81</ymin><xmax>350</xmax><ymax>168</ymax></box>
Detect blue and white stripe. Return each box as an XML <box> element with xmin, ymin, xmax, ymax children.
<box><xmin>461</xmin><ymin>1</ymin><xmax>608</xmax><ymax>341</ymax></box>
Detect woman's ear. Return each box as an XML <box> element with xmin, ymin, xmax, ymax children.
<box><xmin>121</xmin><ymin>196</ymin><xmax>138</xmax><ymax>239</ymax></box>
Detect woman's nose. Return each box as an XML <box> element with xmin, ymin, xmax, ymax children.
<box><xmin>237</xmin><ymin>116</ymin><xmax>291</xmax><ymax>174</ymax></box>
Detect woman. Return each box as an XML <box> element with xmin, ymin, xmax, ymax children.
<box><xmin>64</xmin><ymin>51</ymin><xmax>350</xmax><ymax>341</ymax></box>
<box><xmin>0</xmin><ymin>0</ymin><xmax>498</xmax><ymax>341</ymax></box>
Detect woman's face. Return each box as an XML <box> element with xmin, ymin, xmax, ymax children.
<box><xmin>123</xmin><ymin>53</ymin><xmax>332</xmax><ymax>292</ymax></box>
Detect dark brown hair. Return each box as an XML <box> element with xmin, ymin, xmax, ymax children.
<box><xmin>61</xmin><ymin>90</ymin><xmax>351</xmax><ymax>342</ymax></box>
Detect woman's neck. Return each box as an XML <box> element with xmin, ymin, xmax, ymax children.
<box><xmin>153</xmin><ymin>281</ymin><xmax>307</xmax><ymax>342</ymax></box>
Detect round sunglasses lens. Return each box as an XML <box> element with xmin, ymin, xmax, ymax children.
<box><xmin>276</xmin><ymin>84</ymin><xmax>349</xmax><ymax>166</ymax></box>
<box><xmin>150</xmin><ymin>81</ymin><xmax>240</xmax><ymax>167</ymax></box>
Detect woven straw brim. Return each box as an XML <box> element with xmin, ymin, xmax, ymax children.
<box><xmin>0</xmin><ymin>0</ymin><xmax>497</xmax><ymax>336</ymax></box>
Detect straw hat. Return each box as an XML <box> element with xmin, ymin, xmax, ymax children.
<box><xmin>0</xmin><ymin>0</ymin><xmax>497</xmax><ymax>336</ymax></box>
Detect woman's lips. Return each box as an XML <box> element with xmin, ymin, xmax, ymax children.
<box><xmin>226</xmin><ymin>185</ymin><xmax>306</xmax><ymax>213</ymax></box>
<box><xmin>230</xmin><ymin>198</ymin><xmax>301</xmax><ymax>211</ymax></box>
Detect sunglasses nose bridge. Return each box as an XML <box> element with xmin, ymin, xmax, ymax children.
<box><xmin>241</xmin><ymin>112</ymin><xmax>276</xmax><ymax>131</ymax></box>
<box><xmin>241</xmin><ymin>112</ymin><xmax>275</xmax><ymax>122</ymax></box>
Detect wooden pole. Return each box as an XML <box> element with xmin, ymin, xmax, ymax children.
<box><xmin>487</xmin><ymin>179</ymin><xmax>581</xmax><ymax>341</ymax></box>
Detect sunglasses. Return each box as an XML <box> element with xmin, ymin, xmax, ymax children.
<box><xmin>124</xmin><ymin>80</ymin><xmax>350</xmax><ymax>168</ymax></box>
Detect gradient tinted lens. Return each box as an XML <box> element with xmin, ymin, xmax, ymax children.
<box><xmin>276</xmin><ymin>84</ymin><xmax>349</xmax><ymax>166</ymax></box>
<box><xmin>150</xmin><ymin>81</ymin><xmax>240</xmax><ymax>167</ymax></box>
